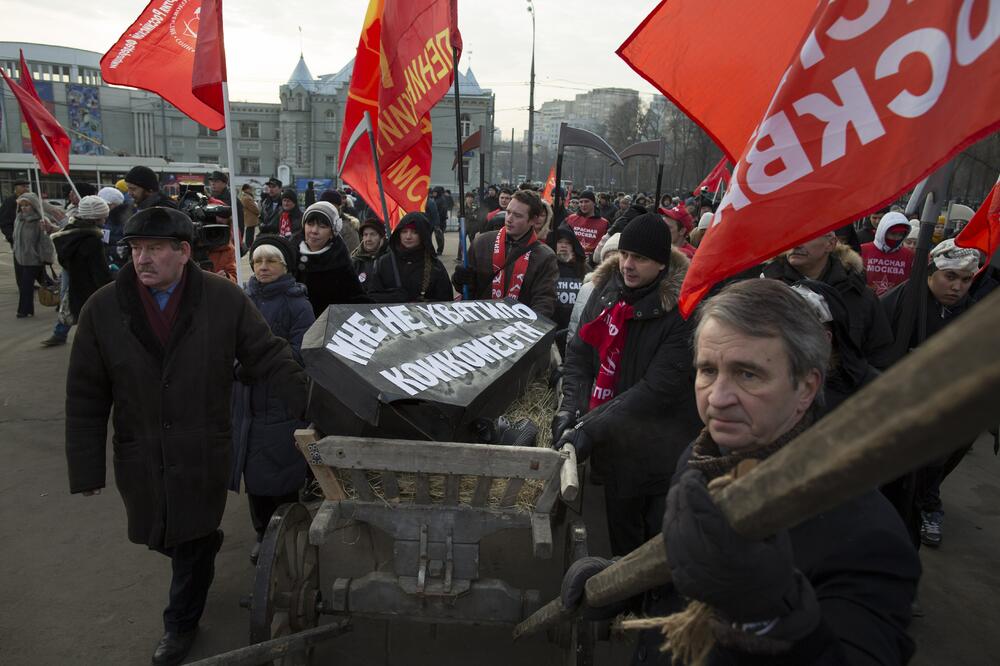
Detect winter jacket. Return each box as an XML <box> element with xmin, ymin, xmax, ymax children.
<box><xmin>561</xmin><ymin>248</ymin><xmax>703</xmax><ymax>498</ymax></box>
<box><xmin>368</xmin><ymin>215</ymin><xmax>454</xmax><ymax>303</ymax></box>
<box><xmin>631</xmin><ymin>444</ymin><xmax>920</xmax><ymax>665</ymax></box>
<box><xmin>105</xmin><ymin>204</ymin><xmax>131</xmax><ymax>268</ymax></box>
<box><xmin>340</xmin><ymin>211</ymin><xmax>361</xmax><ymax>254</ymax></box>
<box><xmin>564</xmin><ymin>212</ymin><xmax>608</xmax><ymax>256</ymax></box>
<box><xmin>135</xmin><ymin>190</ymin><xmax>178</xmax><ymax>211</ymax></box>
<box><xmin>50</xmin><ymin>221</ymin><xmax>112</xmax><ymax>318</ymax></box>
<box><xmin>65</xmin><ymin>261</ymin><xmax>308</xmax><ymax>549</ymax></box>
<box><xmin>465</xmin><ymin>228</ymin><xmax>559</xmax><ymax>319</ymax></box>
<box><xmin>239</xmin><ymin>191</ymin><xmax>260</xmax><ymax>228</ymax></box>
<box><xmin>260</xmin><ymin>193</ymin><xmax>302</xmax><ymax>237</ymax></box>
<box><xmin>259</xmin><ymin>195</ymin><xmax>281</xmax><ymax>232</ymax></box>
<box><xmin>880</xmin><ymin>278</ymin><xmax>972</xmax><ymax>364</ymax></box>
<box><xmin>230</xmin><ymin>274</ymin><xmax>314</xmax><ymax>496</ymax></box>
<box><xmin>351</xmin><ymin>240</ymin><xmax>388</xmax><ymax>291</ymax></box>
<box><xmin>293</xmin><ymin>234</ymin><xmax>368</xmax><ymax>318</ymax></box>
<box><xmin>12</xmin><ymin>193</ymin><xmax>55</xmax><ymax>266</ymax></box>
<box><xmin>762</xmin><ymin>245</ymin><xmax>894</xmax><ymax>368</ymax></box>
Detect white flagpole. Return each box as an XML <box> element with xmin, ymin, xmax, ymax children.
<box><xmin>38</xmin><ymin>134</ymin><xmax>79</xmax><ymax>200</ymax></box>
<box><xmin>220</xmin><ymin>81</ymin><xmax>245</xmax><ymax>287</ymax></box>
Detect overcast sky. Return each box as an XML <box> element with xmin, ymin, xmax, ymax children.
<box><xmin>4</xmin><ymin>0</ymin><xmax>664</xmax><ymax>134</ymax></box>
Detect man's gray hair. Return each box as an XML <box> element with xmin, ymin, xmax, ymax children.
<box><xmin>694</xmin><ymin>279</ymin><xmax>832</xmax><ymax>390</ymax></box>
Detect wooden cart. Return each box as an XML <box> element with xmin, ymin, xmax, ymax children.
<box><xmin>193</xmin><ymin>429</ymin><xmax>589</xmax><ymax>665</ymax></box>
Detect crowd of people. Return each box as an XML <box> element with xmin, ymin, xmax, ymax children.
<box><xmin>1</xmin><ymin>165</ymin><xmax>993</xmax><ymax>665</ymax></box>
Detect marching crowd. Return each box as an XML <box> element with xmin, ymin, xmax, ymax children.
<box><xmin>1</xmin><ymin>168</ymin><xmax>995</xmax><ymax>665</ymax></box>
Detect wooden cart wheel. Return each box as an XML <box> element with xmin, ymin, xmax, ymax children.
<box><xmin>249</xmin><ymin>502</ymin><xmax>321</xmax><ymax>662</ymax></box>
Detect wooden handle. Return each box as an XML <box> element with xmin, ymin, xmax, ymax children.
<box><xmin>559</xmin><ymin>443</ymin><xmax>579</xmax><ymax>503</ymax></box>
<box><xmin>515</xmin><ymin>287</ymin><xmax>1000</xmax><ymax>640</ymax></box>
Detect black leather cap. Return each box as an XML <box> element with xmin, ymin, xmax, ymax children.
<box><xmin>122</xmin><ymin>207</ymin><xmax>194</xmax><ymax>243</ymax></box>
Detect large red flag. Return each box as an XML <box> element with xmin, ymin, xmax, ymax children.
<box><xmin>18</xmin><ymin>51</ymin><xmax>39</xmax><ymax>101</ymax></box>
<box><xmin>622</xmin><ymin>1</ymin><xmax>1000</xmax><ymax>316</ymax></box>
<box><xmin>693</xmin><ymin>157</ymin><xmax>730</xmax><ymax>195</ymax></box>
<box><xmin>101</xmin><ymin>0</ymin><xmax>225</xmax><ymax>131</ymax></box>
<box><xmin>191</xmin><ymin>0</ymin><xmax>227</xmax><ymax>116</ymax></box>
<box><xmin>541</xmin><ymin>165</ymin><xmax>557</xmax><ymax>203</ymax></box>
<box><xmin>0</xmin><ymin>67</ymin><xmax>70</xmax><ymax>175</ymax></box>
<box><xmin>956</xmin><ymin>180</ymin><xmax>1000</xmax><ymax>268</ymax></box>
<box><xmin>339</xmin><ymin>0</ymin><xmax>462</xmax><ymax>228</ymax></box>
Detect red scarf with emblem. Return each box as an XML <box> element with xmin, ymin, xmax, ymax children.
<box><xmin>491</xmin><ymin>226</ymin><xmax>537</xmax><ymax>299</ymax></box>
<box><xmin>578</xmin><ymin>300</ymin><xmax>634</xmax><ymax>409</ymax></box>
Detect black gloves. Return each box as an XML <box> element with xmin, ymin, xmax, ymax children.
<box><xmin>556</xmin><ymin>426</ymin><xmax>593</xmax><ymax>462</ymax></box>
<box><xmin>560</xmin><ymin>556</ymin><xmax>624</xmax><ymax>620</ymax></box>
<box><xmin>663</xmin><ymin>469</ymin><xmax>821</xmax><ymax>640</ymax></box>
<box><xmin>451</xmin><ymin>265</ymin><xmax>477</xmax><ymax>291</ymax></box>
<box><xmin>551</xmin><ymin>410</ymin><xmax>575</xmax><ymax>445</ymax></box>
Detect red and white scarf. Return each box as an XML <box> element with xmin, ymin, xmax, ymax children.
<box><xmin>578</xmin><ymin>300</ymin><xmax>634</xmax><ymax>409</ymax></box>
<box><xmin>491</xmin><ymin>226</ymin><xmax>537</xmax><ymax>299</ymax></box>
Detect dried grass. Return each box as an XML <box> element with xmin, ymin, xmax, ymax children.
<box><xmin>330</xmin><ymin>378</ymin><xmax>558</xmax><ymax>512</ymax></box>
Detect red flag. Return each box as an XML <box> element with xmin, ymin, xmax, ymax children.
<box><xmin>956</xmin><ymin>181</ymin><xmax>1000</xmax><ymax>268</ymax></box>
<box><xmin>619</xmin><ymin>1</ymin><xmax>816</xmax><ymax>162</ymax></box>
<box><xmin>621</xmin><ymin>1</ymin><xmax>1000</xmax><ymax>316</ymax></box>
<box><xmin>101</xmin><ymin>0</ymin><xmax>224</xmax><ymax>131</ymax></box>
<box><xmin>339</xmin><ymin>0</ymin><xmax>462</xmax><ymax>228</ymax></box>
<box><xmin>693</xmin><ymin>157</ymin><xmax>730</xmax><ymax>195</ymax></box>
<box><xmin>0</xmin><ymin>68</ymin><xmax>70</xmax><ymax>175</ymax></box>
<box><xmin>191</xmin><ymin>0</ymin><xmax>227</xmax><ymax>115</ymax></box>
<box><xmin>541</xmin><ymin>165</ymin><xmax>557</xmax><ymax>203</ymax></box>
<box><xmin>18</xmin><ymin>51</ymin><xmax>39</xmax><ymax>101</ymax></box>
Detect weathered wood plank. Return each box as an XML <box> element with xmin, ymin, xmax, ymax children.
<box><xmin>559</xmin><ymin>444</ymin><xmax>579</xmax><ymax>503</ymax></box>
<box><xmin>350</xmin><ymin>469</ymin><xmax>375</xmax><ymax>502</ymax></box>
<box><xmin>381</xmin><ymin>470</ymin><xmax>400</xmax><ymax>500</ymax></box>
<box><xmin>415</xmin><ymin>473</ymin><xmax>431</xmax><ymax>504</ymax></box>
<box><xmin>444</xmin><ymin>474</ymin><xmax>461</xmax><ymax>505</ymax></box>
<box><xmin>308</xmin><ymin>500</ymin><xmax>341</xmax><ymax>545</ymax></box>
<box><xmin>471</xmin><ymin>476</ymin><xmax>493</xmax><ymax>507</ymax></box>
<box><xmin>294</xmin><ymin>428</ymin><xmax>345</xmax><ymax>500</ymax></box>
<box><xmin>311</xmin><ymin>436</ymin><xmax>563</xmax><ymax>480</ymax></box>
<box><xmin>530</xmin><ymin>512</ymin><xmax>553</xmax><ymax>559</ymax></box>
<box><xmin>500</xmin><ymin>478</ymin><xmax>525</xmax><ymax>507</ymax></box>
<box><xmin>533</xmin><ymin>474</ymin><xmax>561</xmax><ymax>515</ymax></box>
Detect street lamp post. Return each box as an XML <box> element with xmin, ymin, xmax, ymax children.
<box><xmin>526</xmin><ymin>0</ymin><xmax>536</xmax><ymax>183</ymax></box>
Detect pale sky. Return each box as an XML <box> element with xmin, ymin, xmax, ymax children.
<box><xmin>2</xmin><ymin>0</ymin><xmax>664</xmax><ymax>134</ymax></box>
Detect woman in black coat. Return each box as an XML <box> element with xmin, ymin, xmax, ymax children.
<box><xmin>231</xmin><ymin>236</ymin><xmax>315</xmax><ymax>560</ymax></box>
<box><xmin>291</xmin><ymin>201</ymin><xmax>367</xmax><ymax>318</ymax></box>
<box><xmin>367</xmin><ymin>212</ymin><xmax>454</xmax><ymax>303</ymax></box>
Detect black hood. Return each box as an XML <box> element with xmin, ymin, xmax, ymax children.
<box><xmin>389</xmin><ymin>212</ymin><xmax>435</xmax><ymax>257</ymax></box>
<box><xmin>548</xmin><ymin>222</ymin><xmax>585</xmax><ymax>262</ymax></box>
<box><xmin>51</xmin><ymin>222</ymin><xmax>104</xmax><ymax>262</ymax></box>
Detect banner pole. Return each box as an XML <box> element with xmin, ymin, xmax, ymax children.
<box><xmin>451</xmin><ymin>44</ymin><xmax>469</xmax><ymax>299</ymax></box>
<box><xmin>364</xmin><ymin>111</ymin><xmax>392</xmax><ymax>228</ymax></box>
<box><xmin>478</xmin><ymin>124</ymin><xmax>485</xmax><ymax>201</ymax></box>
<box><xmin>38</xmin><ymin>134</ymin><xmax>78</xmax><ymax>201</ymax></box>
<box><xmin>221</xmin><ymin>82</ymin><xmax>245</xmax><ymax>287</ymax></box>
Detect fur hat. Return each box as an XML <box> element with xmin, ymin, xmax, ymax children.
<box><xmin>75</xmin><ymin>195</ymin><xmax>110</xmax><ymax>221</ymax></box>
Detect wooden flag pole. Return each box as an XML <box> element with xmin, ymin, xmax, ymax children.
<box><xmin>451</xmin><ymin>44</ymin><xmax>470</xmax><ymax>298</ymax></box>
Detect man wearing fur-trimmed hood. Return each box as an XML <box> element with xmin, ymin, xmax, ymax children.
<box><xmin>554</xmin><ymin>213</ymin><xmax>703</xmax><ymax>556</ymax></box>
<box><xmin>762</xmin><ymin>230</ymin><xmax>894</xmax><ymax>369</ymax></box>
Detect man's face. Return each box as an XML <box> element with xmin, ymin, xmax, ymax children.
<box><xmin>209</xmin><ymin>179</ymin><xmax>226</xmax><ymax>196</ymax></box>
<box><xmin>884</xmin><ymin>224</ymin><xmax>909</xmax><ymax>249</ymax></box>
<box><xmin>928</xmin><ymin>268</ymin><xmax>974</xmax><ymax>306</ymax></box>
<box><xmin>465</xmin><ymin>195</ymin><xmax>475</xmax><ymax>208</ymax></box>
<box><xmin>126</xmin><ymin>183</ymin><xmax>148</xmax><ymax>204</ymax></box>
<box><xmin>268</xmin><ymin>184</ymin><xmax>281</xmax><ymax>198</ymax></box>
<box><xmin>578</xmin><ymin>197</ymin><xmax>594</xmax><ymax>216</ymax></box>
<box><xmin>14</xmin><ymin>184</ymin><xmax>28</xmax><ymax>196</ymax></box>
<box><xmin>618</xmin><ymin>250</ymin><xmax>665</xmax><ymax>288</ymax></box>
<box><xmin>694</xmin><ymin>318</ymin><xmax>820</xmax><ymax>450</ymax></box>
<box><xmin>505</xmin><ymin>198</ymin><xmax>536</xmax><ymax>238</ymax></box>
<box><xmin>487</xmin><ymin>187</ymin><xmax>498</xmax><ymax>199</ymax></box>
<box><xmin>498</xmin><ymin>192</ymin><xmax>512</xmax><ymax>209</ymax></box>
<box><xmin>130</xmin><ymin>238</ymin><xmax>190</xmax><ymax>291</ymax></box>
<box><xmin>787</xmin><ymin>233</ymin><xmax>836</xmax><ymax>273</ymax></box>
<box><xmin>868</xmin><ymin>212</ymin><xmax>884</xmax><ymax>229</ymax></box>
<box><xmin>556</xmin><ymin>239</ymin><xmax>574</xmax><ymax>262</ymax></box>
<box><xmin>664</xmin><ymin>218</ymin><xmax>684</xmax><ymax>245</ymax></box>
<box><xmin>361</xmin><ymin>228</ymin><xmax>381</xmax><ymax>253</ymax></box>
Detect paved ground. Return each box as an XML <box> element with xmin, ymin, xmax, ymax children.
<box><xmin>0</xmin><ymin>234</ymin><xmax>997</xmax><ymax>665</ymax></box>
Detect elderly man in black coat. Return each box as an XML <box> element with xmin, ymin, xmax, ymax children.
<box><xmin>562</xmin><ymin>279</ymin><xmax>919</xmax><ymax>665</ymax></box>
<box><xmin>65</xmin><ymin>207</ymin><xmax>309</xmax><ymax>666</ymax></box>
<box><xmin>555</xmin><ymin>213</ymin><xmax>703</xmax><ymax>556</ymax></box>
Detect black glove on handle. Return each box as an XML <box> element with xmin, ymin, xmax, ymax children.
<box><xmin>557</xmin><ymin>426</ymin><xmax>593</xmax><ymax>462</ymax></box>
<box><xmin>663</xmin><ymin>469</ymin><xmax>800</xmax><ymax>623</ymax></box>
<box><xmin>560</xmin><ymin>556</ymin><xmax>629</xmax><ymax>620</ymax></box>
<box><xmin>551</xmin><ymin>411</ymin><xmax>575</xmax><ymax>446</ymax></box>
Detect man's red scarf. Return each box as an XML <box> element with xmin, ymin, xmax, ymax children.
<box><xmin>578</xmin><ymin>299</ymin><xmax>634</xmax><ymax>409</ymax></box>
<box><xmin>491</xmin><ymin>226</ymin><xmax>536</xmax><ymax>299</ymax></box>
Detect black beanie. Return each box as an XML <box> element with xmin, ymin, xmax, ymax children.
<box><xmin>251</xmin><ymin>234</ymin><xmax>297</xmax><ymax>269</ymax></box>
<box><xmin>124</xmin><ymin>166</ymin><xmax>159</xmax><ymax>192</ymax></box>
<box><xmin>619</xmin><ymin>213</ymin><xmax>671</xmax><ymax>266</ymax></box>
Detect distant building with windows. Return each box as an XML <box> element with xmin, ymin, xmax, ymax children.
<box><xmin>0</xmin><ymin>42</ymin><xmax>494</xmax><ymax>198</ymax></box>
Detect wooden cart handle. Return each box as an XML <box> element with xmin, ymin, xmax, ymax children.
<box><xmin>559</xmin><ymin>443</ymin><xmax>579</xmax><ymax>503</ymax></box>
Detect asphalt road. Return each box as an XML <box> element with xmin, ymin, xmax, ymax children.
<box><xmin>0</xmin><ymin>235</ymin><xmax>997</xmax><ymax>665</ymax></box>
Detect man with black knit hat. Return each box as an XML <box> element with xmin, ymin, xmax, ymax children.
<box><xmin>125</xmin><ymin>165</ymin><xmax>177</xmax><ymax>210</ymax></box>
<box><xmin>565</xmin><ymin>190</ymin><xmax>608</xmax><ymax>261</ymax></box>
<box><xmin>65</xmin><ymin>206</ymin><xmax>308</xmax><ymax>666</ymax></box>
<box><xmin>555</xmin><ymin>213</ymin><xmax>702</xmax><ymax>555</ymax></box>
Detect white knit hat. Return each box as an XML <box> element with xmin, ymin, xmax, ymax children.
<box><xmin>595</xmin><ymin>233</ymin><xmax>621</xmax><ymax>263</ymax></box>
<box><xmin>930</xmin><ymin>239</ymin><xmax>980</xmax><ymax>273</ymax></box>
<box><xmin>698</xmin><ymin>211</ymin><xmax>713</xmax><ymax>230</ymax></box>
<box><xmin>303</xmin><ymin>201</ymin><xmax>343</xmax><ymax>235</ymax></box>
<box><xmin>97</xmin><ymin>186</ymin><xmax>125</xmax><ymax>207</ymax></box>
<box><xmin>76</xmin><ymin>195</ymin><xmax>110</xmax><ymax>220</ymax></box>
